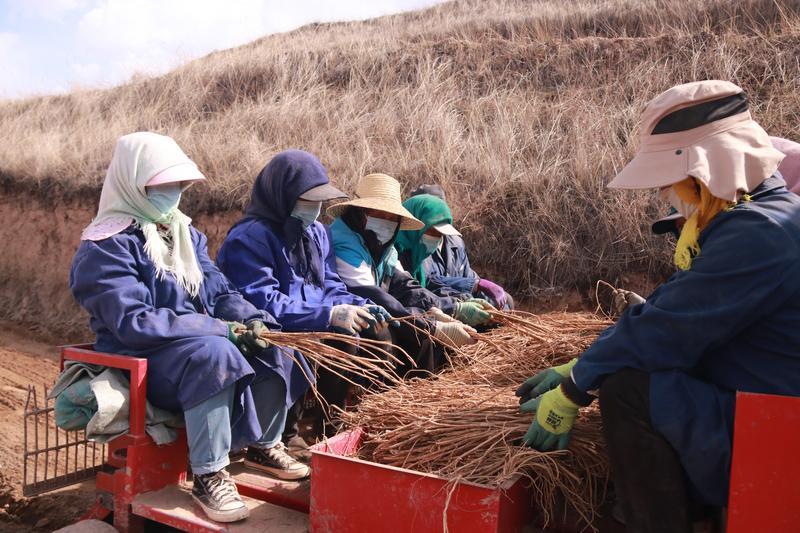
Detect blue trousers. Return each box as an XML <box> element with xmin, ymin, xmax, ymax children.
<box><xmin>184</xmin><ymin>370</ymin><xmax>288</xmax><ymax>475</ymax></box>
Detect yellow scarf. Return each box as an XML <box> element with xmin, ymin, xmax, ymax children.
<box><xmin>672</xmin><ymin>177</ymin><xmax>736</xmax><ymax>271</ymax></box>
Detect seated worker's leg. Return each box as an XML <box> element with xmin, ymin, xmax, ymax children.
<box><xmin>184</xmin><ymin>385</ymin><xmax>249</xmax><ymax>523</ymax></box>
<box><xmin>244</xmin><ymin>371</ymin><xmax>310</xmax><ymax>480</ymax></box>
<box><xmin>281</xmin><ymin>399</ymin><xmax>308</xmax><ymax>461</ymax></box>
<box><xmin>600</xmin><ymin>369</ymin><xmax>692</xmax><ymax>533</ymax></box>
<box><xmin>389</xmin><ymin>322</ymin><xmax>442</xmax><ymax>377</ymax></box>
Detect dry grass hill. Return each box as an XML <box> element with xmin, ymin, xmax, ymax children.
<box><xmin>1</xmin><ymin>0</ymin><xmax>799</xmax><ymax>339</ymax></box>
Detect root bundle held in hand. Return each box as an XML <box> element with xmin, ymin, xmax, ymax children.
<box><xmin>342</xmin><ymin>311</ymin><xmax>613</xmax><ymax>527</ymax></box>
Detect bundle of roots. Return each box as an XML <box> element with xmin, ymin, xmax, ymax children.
<box><xmin>342</xmin><ymin>311</ymin><xmax>614</xmax><ymax>528</ymax></box>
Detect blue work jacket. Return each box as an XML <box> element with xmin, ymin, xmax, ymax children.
<box><xmin>217</xmin><ymin>218</ymin><xmax>368</xmax><ymax>332</ymax></box>
<box><xmin>69</xmin><ymin>225</ymin><xmax>311</xmax><ymax>451</ymax></box>
<box><xmin>572</xmin><ymin>175</ymin><xmax>800</xmax><ymax>506</ymax></box>
<box><xmin>423</xmin><ymin>235</ymin><xmax>479</xmax><ymax>296</ymax></box>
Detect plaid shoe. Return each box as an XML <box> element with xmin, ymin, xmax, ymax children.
<box><xmin>191</xmin><ymin>469</ymin><xmax>249</xmax><ymax>523</ymax></box>
<box><xmin>285</xmin><ymin>435</ymin><xmax>312</xmax><ymax>463</ymax></box>
<box><xmin>244</xmin><ymin>443</ymin><xmax>311</xmax><ymax>480</ymax></box>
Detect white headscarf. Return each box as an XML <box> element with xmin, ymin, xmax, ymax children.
<box><xmin>81</xmin><ymin>132</ymin><xmax>205</xmax><ymax>297</ymax></box>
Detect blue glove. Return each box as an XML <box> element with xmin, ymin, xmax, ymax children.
<box><xmin>366</xmin><ymin>305</ymin><xmax>397</xmax><ymax>326</ymax></box>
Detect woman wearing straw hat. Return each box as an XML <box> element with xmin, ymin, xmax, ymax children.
<box><xmin>328</xmin><ymin>173</ymin><xmax>478</xmax><ymax>372</ymax></box>
<box><xmin>217</xmin><ymin>150</ymin><xmax>394</xmax><ymax>447</ymax></box>
<box><xmin>515</xmin><ymin>81</ymin><xmax>800</xmax><ymax>531</ymax></box>
<box><xmin>68</xmin><ymin>133</ymin><xmax>312</xmax><ymax>523</ymax></box>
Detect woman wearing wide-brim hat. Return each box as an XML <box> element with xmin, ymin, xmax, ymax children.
<box><xmin>514</xmin><ymin>80</ymin><xmax>800</xmax><ymax>532</ymax></box>
<box><xmin>328</xmin><ymin>173</ymin><xmax>479</xmax><ymax>373</ymax></box>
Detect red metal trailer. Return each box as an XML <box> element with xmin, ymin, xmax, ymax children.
<box><xmin>23</xmin><ymin>345</ymin><xmax>800</xmax><ymax>532</ymax></box>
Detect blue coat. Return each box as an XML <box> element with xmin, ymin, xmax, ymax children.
<box><xmin>69</xmin><ymin>225</ymin><xmax>312</xmax><ymax>451</ymax></box>
<box><xmin>217</xmin><ymin>219</ymin><xmax>368</xmax><ymax>332</ymax></box>
<box><xmin>422</xmin><ymin>235</ymin><xmax>479</xmax><ymax>296</ymax></box>
<box><xmin>572</xmin><ymin>175</ymin><xmax>800</xmax><ymax>506</ymax></box>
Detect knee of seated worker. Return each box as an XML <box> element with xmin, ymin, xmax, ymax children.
<box><xmin>599</xmin><ymin>368</ymin><xmax>649</xmax><ymax>414</ymax></box>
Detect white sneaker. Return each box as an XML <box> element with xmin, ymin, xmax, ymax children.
<box><xmin>191</xmin><ymin>469</ymin><xmax>249</xmax><ymax>523</ymax></box>
<box><xmin>244</xmin><ymin>442</ymin><xmax>311</xmax><ymax>480</ymax></box>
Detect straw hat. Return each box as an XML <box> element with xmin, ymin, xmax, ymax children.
<box><xmin>327</xmin><ymin>173</ymin><xmax>424</xmax><ymax>230</ymax></box>
<box><xmin>608</xmin><ymin>80</ymin><xmax>785</xmax><ymax>201</ymax></box>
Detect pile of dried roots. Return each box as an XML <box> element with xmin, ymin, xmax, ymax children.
<box><xmin>342</xmin><ymin>311</ymin><xmax>613</xmax><ymax>527</ymax></box>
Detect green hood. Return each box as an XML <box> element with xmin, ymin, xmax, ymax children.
<box><xmin>394</xmin><ymin>193</ymin><xmax>454</xmax><ymax>287</ymax></box>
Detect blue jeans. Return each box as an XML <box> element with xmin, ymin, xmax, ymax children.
<box><xmin>184</xmin><ymin>371</ymin><xmax>288</xmax><ymax>475</ymax></box>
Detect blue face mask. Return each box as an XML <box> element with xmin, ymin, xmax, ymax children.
<box><xmin>146</xmin><ymin>183</ymin><xmax>182</xmax><ymax>214</ymax></box>
<box><xmin>421</xmin><ymin>234</ymin><xmax>442</xmax><ymax>255</ymax></box>
<box><xmin>291</xmin><ymin>201</ymin><xmax>322</xmax><ymax>229</ymax></box>
<box><xmin>365</xmin><ymin>216</ymin><xmax>399</xmax><ymax>245</ymax></box>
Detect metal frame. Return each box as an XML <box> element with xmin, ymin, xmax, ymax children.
<box><xmin>59</xmin><ymin>344</ymin><xmax>189</xmax><ymax>533</ymax></box>
<box><xmin>22</xmin><ymin>384</ymin><xmax>107</xmax><ymax>496</ymax></box>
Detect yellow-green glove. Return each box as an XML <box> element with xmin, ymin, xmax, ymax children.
<box><xmin>515</xmin><ymin>358</ymin><xmax>577</xmax><ymax>404</ymax></box>
<box><xmin>454</xmin><ymin>300</ymin><xmax>492</xmax><ymax>326</ymax></box>
<box><xmin>520</xmin><ymin>386</ymin><xmax>579</xmax><ymax>451</ymax></box>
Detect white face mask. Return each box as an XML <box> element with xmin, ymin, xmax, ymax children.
<box><xmin>364</xmin><ymin>216</ymin><xmax>398</xmax><ymax>244</ymax></box>
<box><xmin>291</xmin><ymin>200</ymin><xmax>322</xmax><ymax>229</ymax></box>
<box><xmin>421</xmin><ymin>234</ymin><xmax>442</xmax><ymax>254</ymax></box>
<box><xmin>660</xmin><ymin>187</ymin><xmax>697</xmax><ymax>219</ymax></box>
<box><xmin>146</xmin><ymin>183</ymin><xmax>182</xmax><ymax>214</ymax></box>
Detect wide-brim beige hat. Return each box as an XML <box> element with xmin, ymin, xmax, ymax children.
<box><xmin>609</xmin><ymin>80</ymin><xmax>785</xmax><ymax>202</ymax></box>
<box><xmin>327</xmin><ymin>173</ymin><xmax>424</xmax><ymax>230</ymax></box>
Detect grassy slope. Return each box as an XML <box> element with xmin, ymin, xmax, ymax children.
<box><xmin>1</xmin><ymin>0</ymin><xmax>799</xmax><ymax>295</ymax></box>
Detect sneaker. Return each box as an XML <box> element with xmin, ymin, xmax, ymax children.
<box><xmin>285</xmin><ymin>435</ymin><xmax>312</xmax><ymax>463</ymax></box>
<box><xmin>244</xmin><ymin>443</ymin><xmax>311</xmax><ymax>480</ymax></box>
<box><xmin>191</xmin><ymin>469</ymin><xmax>249</xmax><ymax>523</ymax></box>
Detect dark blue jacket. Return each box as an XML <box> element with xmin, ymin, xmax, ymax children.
<box><xmin>69</xmin><ymin>225</ymin><xmax>312</xmax><ymax>451</ymax></box>
<box><xmin>217</xmin><ymin>219</ymin><xmax>367</xmax><ymax>332</ymax></box>
<box><xmin>423</xmin><ymin>235</ymin><xmax>479</xmax><ymax>296</ymax></box>
<box><xmin>216</xmin><ymin>150</ymin><xmax>368</xmax><ymax>332</ymax></box>
<box><xmin>572</xmin><ymin>175</ymin><xmax>800</xmax><ymax>506</ymax></box>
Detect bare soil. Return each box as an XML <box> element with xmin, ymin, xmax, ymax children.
<box><xmin>0</xmin><ymin>322</ymin><xmax>97</xmax><ymax>532</ymax></box>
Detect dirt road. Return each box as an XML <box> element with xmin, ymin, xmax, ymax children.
<box><xmin>0</xmin><ymin>323</ymin><xmax>96</xmax><ymax>531</ymax></box>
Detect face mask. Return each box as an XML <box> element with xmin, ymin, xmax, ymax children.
<box><xmin>365</xmin><ymin>216</ymin><xmax>398</xmax><ymax>245</ymax></box>
<box><xmin>421</xmin><ymin>234</ymin><xmax>442</xmax><ymax>255</ymax></box>
<box><xmin>660</xmin><ymin>187</ymin><xmax>697</xmax><ymax>220</ymax></box>
<box><xmin>291</xmin><ymin>201</ymin><xmax>322</xmax><ymax>229</ymax></box>
<box><xmin>146</xmin><ymin>183</ymin><xmax>182</xmax><ymax>214</ymax></box>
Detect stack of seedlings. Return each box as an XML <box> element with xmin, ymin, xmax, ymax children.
<box><xmin>342</xmin><ymin>311</ymin><xmax>614</xmax><ymax>527</ymax></box>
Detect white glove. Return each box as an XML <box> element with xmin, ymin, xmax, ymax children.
<box><xmin>330</xmin><ymin>304</ymin><xmax>376</xmax><ymax>335</ymax></box>
<box><xmin>613</xmin><ymin>290</ymin><xmax>646</xmax><ymax>314</ymax></box>
<box><xmin>428</xmin><ymin>306</ymin><xmax>455</xmax><ymax>323</ymax></box>
<box><xmin>433</xmin><ymin>321</ymin><xmax>478</xmax><ymax>348</ymax></box>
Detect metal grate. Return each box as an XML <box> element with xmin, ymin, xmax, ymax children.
<box><xmin>22</xmin><ymin>385</ymin><xmax>107</xmax><ymax>497</ymax></box>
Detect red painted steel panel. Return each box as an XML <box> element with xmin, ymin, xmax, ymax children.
<box><xmin>727</xmin><ymin>392</ymin><xmax>800</xmax><ymax>533</ymax></box>
<box><xmin>309</xmin><ymin>429</ymin><xmax>534</xmax><ymax>533</ymax></box>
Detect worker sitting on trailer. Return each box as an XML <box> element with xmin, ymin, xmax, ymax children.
<box><xmin>69</xmin><ymin>132</ymin><xmax>311</xmax><ymax>524</ymax></box>
<box><xmin>408</xmin><ymin>184</ymin><xmax>513</xmax><ymax>310</ymax></box>
<box><xmin>515</xmin><ymin>81</ymin><xmax>800</xmax><ymax>532</ymax></box>
<box><xmin>328</xmin><ymin>173</ymin><xmax>478</xmax><ymax>373</ymax></box>
<box><xmin>217</xmin><ymin>150</ymin><xmax>393</xmax><ymax>447</ymax></box>
<box><xmin>394</xmin><ymin>193</ymin><xmax>497</xmax><ymax>328</ymax></box>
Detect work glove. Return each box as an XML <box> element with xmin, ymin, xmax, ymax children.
<box><xmin>428</xmin><ymin>306</ymin><xmax>455</xmax><ymax>323</ymax></box>
<box><xmin>433</xmin><ymin>321</ymin><xmax>478</xmax><ymax>348</ymax></box>
<box><xmin>330</xmin><ymin>304</ymin><xmax>377</xmax><ymax>335</ymax></box>
<box><xmin>226</xmin><ymin>320</ymin><xmax>269</xmax><ymax>356</ymax></box>
<box><xmin>613</xmin><ymin>289</ymin><xmax>646</xmax><ymax>314</ymax></box>
<box><xmin>364</xmin><ymin>304</ymin><xmax>398</xmax><ymax>332</ymax></box>
<box><xmin>520</xmin><ymin>386</ymin><xmax>579</xmax><ymax>452</ymax></box>
<box><xmin>454</xmin><ymin>299</ymin><xmax>493</xmax><ymax>327</ymax></box>
<box><xmin>475</xmin><ymin>279</ymin><xmax>507</xmax><ymax>309</ymax></box>
<box><xmin>515</xmin><ymin>358</ymin><xmax>578</xmax><ymax>404</ymax></box>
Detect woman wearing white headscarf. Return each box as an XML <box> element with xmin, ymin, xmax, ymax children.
<box><xmin>70</xmin><ymin>132</ymin><xmax>311</xmax><ymax>523</ymax></box>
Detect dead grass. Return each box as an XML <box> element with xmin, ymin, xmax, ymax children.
<box><xmin>1</xmin><ymin>0</ymin><xmax>799</xmax><ymax>295</ymax></box>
